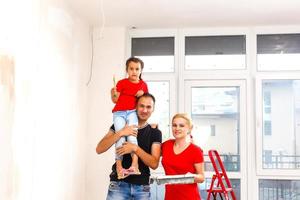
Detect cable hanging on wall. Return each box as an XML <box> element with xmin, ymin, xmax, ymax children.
<box><xmin>86</xmin><ymin>0</ymin><xmax>106</xmax><ymax>86</ymax></box>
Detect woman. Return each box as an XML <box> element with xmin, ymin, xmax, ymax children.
<box><xmin>161</xmin><ymin>113</ymin><xmax>205</xmax><ymax>200</ymax></box>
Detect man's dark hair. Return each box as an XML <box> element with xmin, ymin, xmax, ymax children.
<box><xmin>126</xmin><ymin>57</ymin><xmax>144</xmax><ymax>80</ymax></box>
<box><xmin>136</xmin><ymin>93</ymin><xmax>156</xmax><ymax>104</ymax></box>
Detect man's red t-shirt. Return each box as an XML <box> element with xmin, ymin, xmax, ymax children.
<box><xmin>161</xmin><ymin>139</ymin><xmax>204</xmax><ymax>200</ymax></box>
<box><xmin>112</xmin><ymin>78</ymin><xmax>148</xmax><ymax>112</ymax></box>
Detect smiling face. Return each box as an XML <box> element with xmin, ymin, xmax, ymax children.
<box><xmin>136</xmin><ymin>96</ymin><xmax>154</xmax><ymax>125</ymax></box>
<box><xmin>126</xmin><ymin>61</ymin><xmax>142</xmax><ymax>83</ymax></box>
<box><xmin>171</xmin><ymin>114</ymin><xmax>193</xmax><ymax>140</ymax></box>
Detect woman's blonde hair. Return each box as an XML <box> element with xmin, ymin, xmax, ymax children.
<box><xmin>172</xmin><ymin>113</ymin><xmax>193</xmax><ymax>130</ymax></box>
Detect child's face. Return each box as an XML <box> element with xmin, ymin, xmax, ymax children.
<box><xmin>127</xmin><ymin>61</ymin><xmax>142</xmax><ymax>82</ymax></box>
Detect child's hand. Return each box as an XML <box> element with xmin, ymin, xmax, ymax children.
<box><xmin>111</xmin><ymin>87</ymin><xmax>117</xmax><ymax>97</ymax></box>
<box><xmin>136</xmin><ymin>90</ymin><xmax>144</xmax><ymax>97</ymax></box>
<box><xmin>111</xmin><ymin>87</ymin><xmax>119</xmax><ymax>103</ymax></box>
<box><xmin>150</xmin><ymin>123</ymin><xmax>158</xmax><ymax>129</ymax></box>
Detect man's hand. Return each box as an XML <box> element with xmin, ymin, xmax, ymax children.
<box><xmin>116</xmin><ymin>142</ymin><xmax>138</xmax><ymax>156</ymax></box>
<box><xmin>118</xmin><ymin>124</ymin><xmax>138</xmax><ymax>137</ymax></box>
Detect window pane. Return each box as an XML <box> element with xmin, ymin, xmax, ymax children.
<box><xmin>257</xmin><ymin>34</ymin><xmax>300</xmax><ymax>71</ymax></box>
<box><xmin>262</xmin><ymin>80</ymin><xmax>300</xmax><ymax>169</ymax></box>
<box><xmin>147</xmin><ymin>81</ymin><xmax>170</xmax><ymax>141</ymax></box>
<box><xmin>191</xmin><ymin>87</ymin><xmax>240</xmax><ymax>172</ymax></box>
<box><xmin>131</xmin><ymin>37</ymin><xmax>175</xmax><ymax>72</ymax></box>
<box><xmin>200</xmin><ymin>178</ymin><xmax>241</xmax><ymax>200</ymax></box>
<box><xmin>259</xmin><ymin>179</ymin><xmax>300</xmax><ymax>200</ymax></box>
<box><xmin>185</xmin><ymin>35</ymin><xmax>246</xmax><ymax>70</ymax></box>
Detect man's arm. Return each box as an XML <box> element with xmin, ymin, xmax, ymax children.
<box><xmin>136</xmin><ymin>143</ymin><xmax>161</xmax><ymax>169</ymax></box>
<box><xmin>116</xmin><ymin>142</ymin><xmax>161</xmax><ymax>170</ymax></box>
<box><xmin>96</xmin><ymin>125</ymin><xmax>138</xmax><ymax>154</ymax></box>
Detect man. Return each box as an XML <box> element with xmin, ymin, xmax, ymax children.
<box><xmin>96</xmin><ymin>93</ymin><xmax>162</xmax><ymax>200</ymax></box>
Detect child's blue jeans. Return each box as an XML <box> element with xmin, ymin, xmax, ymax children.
<box><xmin>113</xmin><ymin>109</ymin><xmax>138</xmax><ymax>160</ymax></box>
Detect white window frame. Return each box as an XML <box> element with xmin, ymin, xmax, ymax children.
<box><xmin>143</xmin><ymin>74</ymin><xmax>176</xmax><ymax>140</ymax></box>
<box><xmin>184</xmin><ymin>79</ymin><xmax>247</xmax><ymax>200</ymax></box>
<box><xmin>127</xmin><ymin>25</ymin><xmax>300</xmax><ymax>200</ymax></box>
<box><xmin>179</xmin><ymin>27</ymin><xmax>251</xmax><ymax>74</ymax></box>
<box><xmin>256</xmin><ymin>74</ymin><xmax>300</xmax><ymax>177</ymax></box>
<box><xmin>127</xmin><ymin>28</ymin><xmax>178</xmax><ymax>135</ymax></box>
<box><xmin>254</xmin><ymin>26</ymin><xmax>300</xmax><ymax>72</ymax></box>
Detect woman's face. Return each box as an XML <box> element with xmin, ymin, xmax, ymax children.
<box><xmin>172</xmin><ymin>117</ymin><xmax>191</xmax><ymax>139</ymax></box>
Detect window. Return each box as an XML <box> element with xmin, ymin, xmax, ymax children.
<box><xmin>185</xmin><ymin>35</ymin><xmax>246</xmax><ymax>70</ymax></box>
<box><xmin>263</xmin><ymin>121</ymin><xmax>272</xmax><ymax>136</ymax></box>
<box><xmin>210</xmin><ymin>124</ymin><xmax>216</xmax><ymax>136</ymax></box>
<box><xmin>146</xmin><ymin>81</ymin><xmax>170</xmax><ymax>141</ymax></box>
<box><xmin>259</xmin><ymin>179</ymin><xmax>300</xmax><ymax>200</ymax></box>
<box><xmin>264</xmin><ymin>150</ymin><xmax>273</xmax><ymax>166</ymax></box>
<box><xmin>131</xmin><ymin>37</ymin><xmax>175</xmax><ymax>72</ymax></box>
<box><xmin>259</xmin><ymin>79</ymin><xmax>300</xmax><ymax>170</ymax></box>
<box><xmin>129</xmin><ymin>28</ymin><xmax>300</xmax><ymax>200</ymax></box>
<box><xmin>201</xmin><ymin>178</ymin><xmax>241</xmax><ymax>200</ymax></box>
<box><xmin>185</xmin><ymin>80</ymin><xmax>246</xmax><ymax>173</ymax></box>
<box><xmin>257</xmin><ymin>33</ymin><xmax>300</xmax><ymax>71</ymax></box>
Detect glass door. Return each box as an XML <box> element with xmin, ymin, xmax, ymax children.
<box><xmin>184</xmin><ymin>79</ymin><xmax>247</xmax><ymax>200</ymax></box>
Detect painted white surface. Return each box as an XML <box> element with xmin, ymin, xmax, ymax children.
<box><xmin>86</xmin><ymin>27</ymin><xmax>127</xmax><ymax>200</ymax></box>
<box><xmin>0</xmin><ymin>0</ymin><xmax>90</xmax><ymax>199</ymax></box>
<box><xmin>67</xmin><ymin>0</ymin><xmax>300</xmax><ymax>28</ymax></box>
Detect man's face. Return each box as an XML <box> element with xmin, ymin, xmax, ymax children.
<box><xmin>136</xmin><ymin>96</ymin><xmax>154</xmax><ymax>122</ymax></box>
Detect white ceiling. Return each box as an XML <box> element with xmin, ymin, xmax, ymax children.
<box><xmin>67</xmin><ymin>0</ymin><xmax>300</xmax><ymax>28</ymax></box>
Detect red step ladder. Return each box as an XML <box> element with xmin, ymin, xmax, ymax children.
<box><xmin>207</xmin><ymin>150</ymin><xmax>237</xmax><ymax>200</ymax></box>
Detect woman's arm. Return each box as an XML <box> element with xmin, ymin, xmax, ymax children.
<box><xmin>193</xmin><ymin>163</ymin><xmax>205</xmax><ymax>183</ymax></box>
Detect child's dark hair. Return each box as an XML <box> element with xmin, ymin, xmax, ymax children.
<box><xmin>126</xmin><ymin>57</ymin><xmax>144</xmax><ymax>80</ymax></box>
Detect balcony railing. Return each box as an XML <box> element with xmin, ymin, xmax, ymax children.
<box><xmin>204</xmin><ymin>153</ymin><xmax>240</xmax><ymax>172</ymax></box>
<box><xmin>263</xmin><ymin>154</ymin><xmax>300</xmax><ymax>169</ymax></box>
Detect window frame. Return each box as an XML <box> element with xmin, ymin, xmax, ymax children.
<box><xmin>179</xmin><ymin>27</ymin><xmax>251</xmax><ymax>73</ymax></box>
<box><xmin>127</xmin><ymin>26</ymin><xmax>300</xmax><ymax>200</ymax></box>
<box><xmin>184</xmin><ymin>79</ymin><xmax>247</xmax><ymax>200</ymax></box>
<box><xmin>256</xmin><ymin>74</ymin><xmax>300</xmax><ymax>176</ymax></box>
<box><xmin>254</xmin><ymin>26</ymin><xmax>300</xmax><ymax>72</ymax></box>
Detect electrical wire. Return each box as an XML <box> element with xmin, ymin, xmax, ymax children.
<box><xmin>86</xmin><ymin>31</ymin><xmax>94</xmax><ymax>86</ymax></box>
<box><xmin>86</xmin><ymin>0</ymin><xmax>105</xmax><ymax>86</ymax></box>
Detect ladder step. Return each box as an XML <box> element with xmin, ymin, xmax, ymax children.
<box><xmin>207</xmin><ymin>188</ymin><xmax>233</xmax><ymax>192</ymax></box>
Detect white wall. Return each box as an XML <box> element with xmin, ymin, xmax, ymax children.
<box><xmin>86</xmin><ymin>27</ymin><xmax>127</xmax><ymax>200</ymax></box>
<box><xmin>0</xmin><ymin>0</ymin><xmax>90</xmax><ymax>199</ymax></box>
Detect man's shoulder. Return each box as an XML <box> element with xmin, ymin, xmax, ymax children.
<box><xmin>141</xmin><ymin>124</ymin><xmax>162</xmax><ymax>134</ymax></box>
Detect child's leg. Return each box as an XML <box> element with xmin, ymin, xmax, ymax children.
<box><xmin>113</xmin><ymin>112</ymin><xmax>127</xmax><ymax>179</ymax></box>
<box><xmin>126</xmin><ymin>110</ymin><xmax>140</xmax><ymax>174</ymax></box>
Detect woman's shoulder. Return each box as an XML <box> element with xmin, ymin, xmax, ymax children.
<box><xmin>190</xmin><ymin>143</ymin><xmax>203</xmax><ymax>153</ymax></box>
<box><xmin>162</xmin><ymin>139</ymin><xmax>175</xmax><ymax>146</ymax></box>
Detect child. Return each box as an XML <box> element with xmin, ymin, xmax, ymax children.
<box><xmin>111</xmin><ymin>57</ymin><xmax>148</xmax><ymax>179</ymax></box>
